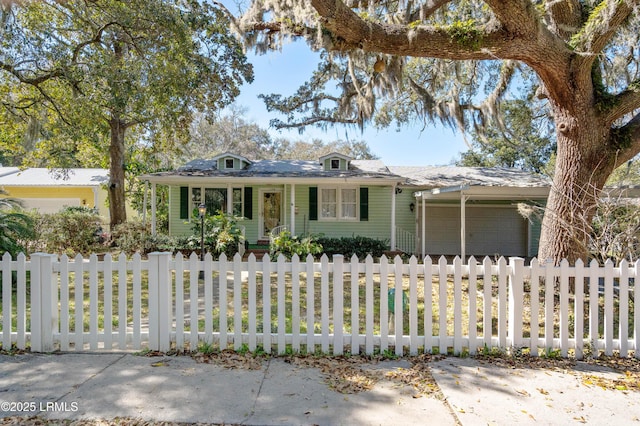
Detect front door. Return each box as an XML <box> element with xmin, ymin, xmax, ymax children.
<box><xmin>259</xmin><ymin>189</ymin><xmax>282</xmax><ymax>239</ymax></box>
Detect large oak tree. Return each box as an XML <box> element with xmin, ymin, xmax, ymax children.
<box><xmin>1</xmin><ymin>0</ymin><xmax>253</xmax><ymax>228</ymax></box>
<box><xmin>237</xmin><ymin>0</ymin><xmax>640</xmax><ymax>263</ymax></box>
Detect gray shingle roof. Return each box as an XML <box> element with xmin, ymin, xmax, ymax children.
<box><xmin>168</xmin><ymin>159</ymin><xmax>398</xmax><ymax>179</ymax></box>
<box><xmin>388</xmin><ymin>166</ymin><xmax>550</xmax><ymax>188</ymax></box>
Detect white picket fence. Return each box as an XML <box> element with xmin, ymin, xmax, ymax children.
<box><xmin>0</xmin><ymin>252</ymin><xmax>638</xmax><ymax>358</ymax></box>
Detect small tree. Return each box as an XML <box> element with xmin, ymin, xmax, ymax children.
<box><xmin>189</xmin><ymin>211</ymin><xmax>245</xmax><ymax>258</ymax></box>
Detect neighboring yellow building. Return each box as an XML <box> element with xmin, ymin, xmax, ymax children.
<box><xmin>0</xmin><ymin>168</ymin><xmax>111</xmax><ymax>220</ymax></box>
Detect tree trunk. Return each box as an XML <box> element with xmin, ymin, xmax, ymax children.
<box><xmin>108</xmin><ymin>116</ymin><xmax>127</xmax><ymax>229</ymax></box>
<box><xmin>537</xmin><ymin>107</ymin><xmax>614</xmax><ymax>264</ymax></box>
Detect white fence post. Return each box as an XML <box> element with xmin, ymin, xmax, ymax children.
<box><xmin>508</xmin><ymin>257</ymin><xmax>525</xmax><ymax>349</ymax></box>
<box><xmin>2</xmin><ymin>252</ymin><xmax>12</xmax><ymax>350</ymax></box>
<box><xmin>148</xmin><ymin>252</ymin><xmax>172</xmax><ymax>352</ymax></box>
<box><xmin>30</xmin><ymin>253</ymin><xmax>57</xmax><ymax>352</ymax></box>
<box><xmin>333</xmin><ymin>254</ymin><xmax>344</xmax><ymax>355</ymax></box>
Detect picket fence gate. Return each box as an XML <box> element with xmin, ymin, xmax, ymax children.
<box><xmin>0</xmin><ymin>251</ymin><xmax>638</xmax><ymax>358</ymax></box>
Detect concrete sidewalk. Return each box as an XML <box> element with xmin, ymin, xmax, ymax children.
<box><xmin>0</xmin><ymin>352</ymin><xmax>639</xmax><ymax>425</ymax></box>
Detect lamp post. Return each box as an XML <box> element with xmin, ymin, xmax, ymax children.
<box><xmin>198</xmin><ymin>203</ymin><xmax>206</xmax><ymax>262</ymax></box>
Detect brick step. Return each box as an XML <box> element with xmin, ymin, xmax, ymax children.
<box><xmin>243</xmin><ymin>248</ymin><xmax>270</xmax><ymax>260</ymax></box>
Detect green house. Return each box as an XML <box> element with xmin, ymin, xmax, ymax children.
<box><xmin>141</xmin><ymin>152</ymin><xmax>402</xmax><ymax>245</ymax></box>
<box><xmin>140</xmin><ymin>152</ymin><xmax>551</xmax><ymax>258</ymax></box>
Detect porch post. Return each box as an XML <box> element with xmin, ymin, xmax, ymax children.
<box><xmin>227</xmin><ymin>184</ymin><xmax>233</xmax><ymax>214</ymax></box>
<box><xmin>391</xmin><ymin>184</ymin><xmax>397</xmax><ymax>251</ymax></box>
<box><xmin>290</xmin><ymin>184</ymin><xmax>295</xmax><ymax>235</ymax></box>
<box><xmin>421</xmin><ymin>195</ymin><xmax>426</xmax><ymax>258</ymax></box>
<box><xmin>142</xmin><ymin>180</ymin><xmax>148</xmax><ymax>225</ymax></box>
<box><xmin>460</xmin><ymin>191</ymin><xmax>466</xmax><ymax>261</ymax></box>
<box><xmin>151</xmin><ymin>183</ymin><xmax>157</xmax><ymax>236</ymax></box>
<box><xmin>414</xmin><ymin>194</ymin><xmax>419</xmax><ymax>255</ymax></box>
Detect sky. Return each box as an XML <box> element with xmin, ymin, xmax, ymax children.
<box><xmin>230</xmin><ymin>40</ymin><xmax>470</xmax><ymax>166</ymax></box>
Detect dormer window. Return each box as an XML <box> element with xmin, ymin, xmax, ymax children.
<box><xmin>225</xmin><ymin>158</ymin><xmax>234</xmax><ymax>169</ymax></box>
<box><xmin>320</xmin><ymin>152</ymin><xmax>352</xmax><ymax>171</ymax></box>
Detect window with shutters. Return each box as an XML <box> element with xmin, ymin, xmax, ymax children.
<box><xmin>319</xmin><ymin>186</ymin><xmax>358</xmax><ymax>220</ymax></box>
<box><xmin>188</xmin><ymin>186</ymin><xmax>243</xmax><ymax>219</ymax></box>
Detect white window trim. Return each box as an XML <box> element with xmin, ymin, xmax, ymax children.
<box><xmin>224</xmin><ymin>158</ymin><xmax>235</xmax><ymax>169</ymax></box>
<box><xmin>330</xmin><ymin>158</ymin><xmax>340</xmax><ymax>170</ymax></box>
<box><xmin>319</xmin><ymin>185</ymin><xmax>359</xmax><ymax>221</ymax></box>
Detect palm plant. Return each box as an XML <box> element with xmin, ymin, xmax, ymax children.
<box><xmin>0</xmin><ymin>190</ymin><xmax>34</xmax><ymax>257</ymax></box>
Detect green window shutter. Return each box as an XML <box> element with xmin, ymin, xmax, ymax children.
<box><xmin>179</xmin><ymin>186</ymin><xmax>189</xmax><ymax>219</ymax></box>
<box><xmin>244</xmin><ymin>187</ymin><xmax>253</xmax><ymax>219</ymax></box>
<box><xmin>360</xmin><ymin>187</ymin><xmax>369</xmax><ymax>221</ymax></box>
<box><xmin>309</xmin><ymin>187</ymin><xmax>318</xmax><ymax>221</ymax></box>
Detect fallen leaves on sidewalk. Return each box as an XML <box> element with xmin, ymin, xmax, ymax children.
<box><xmin>474</xmin><ymin>351</ymin><xmax>640</xmax><ymax>392</ymax></box>
<box><xmin>286</xmin><ymin>355</ymin><xmax>382</xmax><ymax>394</ymax></box>
<box><xmin>285</xmin><ymin>353</ymin><xmax>445</xmax><ymax>397</ymax></box>
<box><xmin>192</xmin><ymin>349</ymin><xmax>264</xmax><ymax>370</ymax></box>
<box><xmin>384</xmin><ymin>354</ymin><xmax>446</xmax><ymax>398</ymax></box>
<box><xmin>581</xmin><ymin>369</ymin><xmax>640</xmax><ymax>392</ymax></box>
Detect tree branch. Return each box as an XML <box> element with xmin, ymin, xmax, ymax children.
<box><xmin>270</xmin><ymin>115</ymin><xmax>359</xmax><ymax>130</ymax></box>
<box><xmin>544</xmin><ymin>0</ymin><xmax>583</xmax><ymax>40</ymax></box>
<box><xmin>310</xmin><ymin>0</ymin><xmax>528</xmax><ymax>60</ymax></box>
<box><xmin>571</xmin><ymin>0</ymin><xmax>637</xmax><ymax>57</ymax></box>
<box><xmin>241</xmin><ymin>20</ymin><xmax>314</xmax><ymax>38</ymax></box>
<box><xmin>408</xmin><ymin>0</ymin><xmax>454</xmax><ymax>21</ymax></box>
<box><xmin>604</xmin><ymin>82</ymin><xmax>640</xmax><ymax>124</ymax></box>
<box><xmin>483</xmin><ymin>0</ymin><xmax>541</xmax><ymax>36</ymax></box>
<box><xmin>0</xmin><ymin>61</ymin><xmax>64</xmax><ymax>85</ymax></box>
<box><xmin>618</xmin><ymin>112</ymin><xmax>640</xmax><ymax>166</ymax></box>
<box><xmin>72</xmin><ymin>21</ymin><xmax>118</xmax><ymax>62</ymax></box>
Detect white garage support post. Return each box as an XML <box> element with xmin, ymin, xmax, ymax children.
<box><xmin>290</xmin><ymin>184</ymin><xmax>295</xmax><ymax>235</ymax></box>
<box><xmin>151</xmin><ymin>183</ymin><xmax>157</xmax><ymax>236</ymax></box>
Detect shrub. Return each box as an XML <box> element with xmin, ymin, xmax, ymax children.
<box><xmin>111</xmin><ymin>221</ymin><xmax>149</xmax><ymax>255</ymax></box>
<box><xmin>317</xmin><ymin>235</ymin><xmax>388</xmax><ymax>259</ymax></box>
<box><xmin>270</xmin><ymin>231</ymin><xmax>323</xmax><ymax>260</ymax></box>
<box><xmin>111</xmin><ymin>221</ymin><xmax>179</xmax><ymax>255</ymax></box>
<box><xmin>27</xmin><ymin>207</ymin><xmax>105</xmax><ymax>255</ymax></box>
